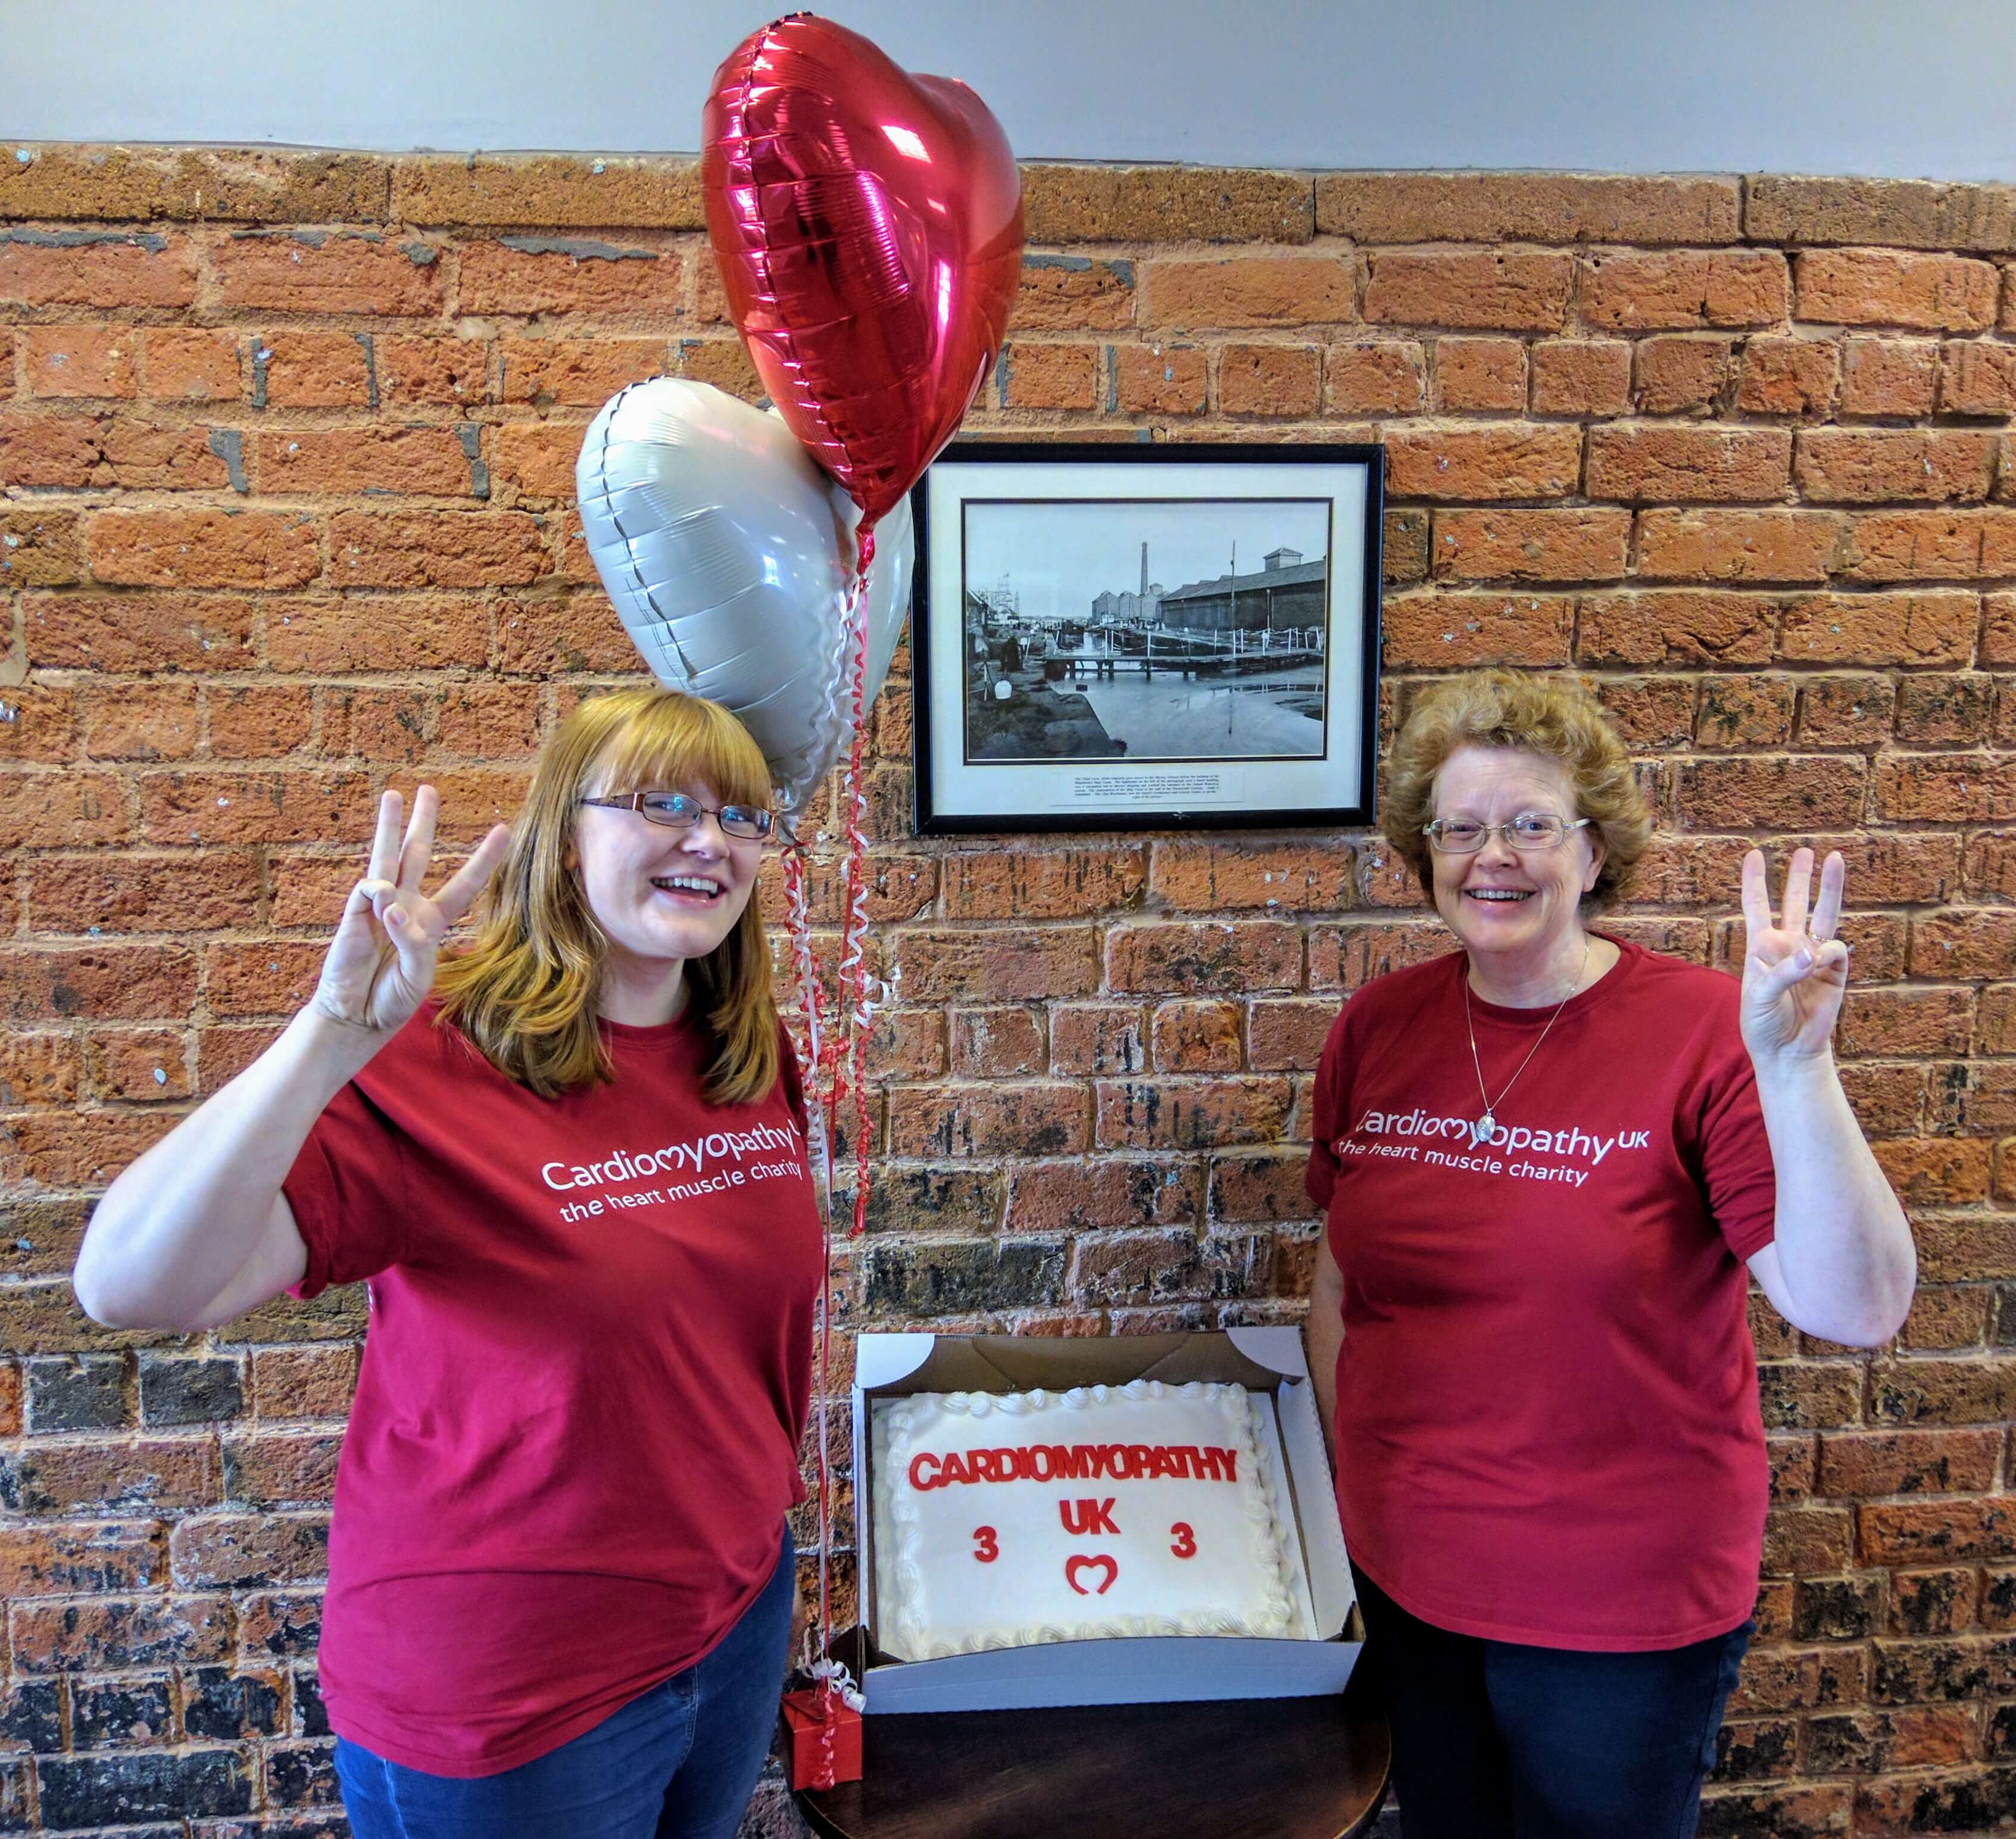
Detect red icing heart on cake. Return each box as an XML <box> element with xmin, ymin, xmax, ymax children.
<box><xmin>1064</xmin><ymin>1553</ymin><xmax>1118</xmax><ymax>1597</ymax></box>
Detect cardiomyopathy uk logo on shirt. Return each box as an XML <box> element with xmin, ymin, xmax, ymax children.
<box><xmin>539</xmin><ymin>1120</ymin><xmax>807</xmax><ymax>1223</ymax></box>
<box><xmin>1339</xmin><ymin>1105</ymin><xmax>1655</xmax><ymax>1189</ymax></box>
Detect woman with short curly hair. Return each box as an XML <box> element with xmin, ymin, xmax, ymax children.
<box><xmin>1305</xmin><ymin>668</ymin><xmax>1913</xmax><ymax>1839</ymax></box>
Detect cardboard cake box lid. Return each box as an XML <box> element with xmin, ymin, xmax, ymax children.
<box><xmin>847</xmin><ymin>1327</ymin><xmax>1362</xmax><ymax>1715</ymax></box>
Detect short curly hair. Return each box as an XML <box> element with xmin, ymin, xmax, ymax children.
<box><xmin>1381</xmin><ymin>671</ymin><xmax>1652</xmax><ymax>914</ymax></box>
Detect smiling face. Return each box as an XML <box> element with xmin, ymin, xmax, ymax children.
<box><xmin>572</xmin><ymin>778</ymin><xmax>763</xmax><ymax>987</ymax></box>
<box><xmin>1428</xmin><ymin>744</ymin><xmax>1606</xmax><ymax>977</ymax></box>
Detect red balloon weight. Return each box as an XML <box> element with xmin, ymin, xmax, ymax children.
<box><xmin>703</xmin><ymin>15</ymin><xmax>1024</xmax><ymax>532</ymax></box>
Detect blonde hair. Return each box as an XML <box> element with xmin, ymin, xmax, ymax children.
<box><xmin>435</xmin><ymin>688</ymin><xmax>781</xmax><ymax>1104</ymax></box>
<box><xmin>1381</xmin><ymin>671</ymin><xmax>1652</xmax><ymax>912</ymax></box>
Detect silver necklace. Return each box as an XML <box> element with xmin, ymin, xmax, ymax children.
<box><xmin>1464</xmin><ymin>937</ymin><xmax>1591</xmax><ymax>1136</ymax></box>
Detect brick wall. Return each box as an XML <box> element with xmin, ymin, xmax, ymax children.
<box><xmin>1</xmin><ymin>147</ymin><xmax>2014</xmax><ymax>1835</ymax></box>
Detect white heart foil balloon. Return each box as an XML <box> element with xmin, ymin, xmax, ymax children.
<box><xmin>575</xmin><ymin>378</ymin><xmax>913</xmax><ymax>818</ymax></box>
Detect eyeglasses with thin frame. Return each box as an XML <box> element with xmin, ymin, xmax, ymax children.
<box><xmin>578</xmin><ymin>791</ymin><xmax>775</xmax><ymax>842</ymax></box>
<box><xmin>1422</xmin><ymin>814</ymin><xmax>1592</xmax><ymax>854</ymax></box>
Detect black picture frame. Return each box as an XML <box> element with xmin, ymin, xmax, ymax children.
<box><xmin>910</xmin><ymin>441</ymin><xmax>1384</xmax><ymax>836</ymax></box>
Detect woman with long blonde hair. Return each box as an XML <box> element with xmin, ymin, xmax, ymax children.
<box><xmin>76</xmin><ymin>688</ymin><xmax>822</xmax><ymax>1839</ymax></box>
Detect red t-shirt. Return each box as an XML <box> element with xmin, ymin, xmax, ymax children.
<box><xmin>283</xmin><ymin>1000</ymin><xmax>822</xmax><ymax>1775</ymax></box>
<box><xmin>1306</xmin><ymin>939</ymin><xmax>1777</xmax><ymax>1652</ymax></box>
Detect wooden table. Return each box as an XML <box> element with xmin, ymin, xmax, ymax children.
<box><xmin>797</xmin><ymin>1672</ymin><xmax>1389</xmax><ymax>1839</ymax></box>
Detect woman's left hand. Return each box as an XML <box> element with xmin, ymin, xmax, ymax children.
<box><xmin>1739</xmin><ymin>846</ymin><xmax>1850</xmax><ymax>1065</ymax></box>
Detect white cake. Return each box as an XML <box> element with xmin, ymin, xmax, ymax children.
<box><xmin>871</xmin><ymin>1379</ymin><xmax>1310</xmax><ymax>1660</ymax></box>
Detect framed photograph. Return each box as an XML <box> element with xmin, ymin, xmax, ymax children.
<box><xmin>911</xmin><ymin>442</ymin><xmax>1383</xmax><ymax>834</ymax></box>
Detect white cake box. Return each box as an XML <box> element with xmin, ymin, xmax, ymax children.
<box><xmin>847</xmin><ymin>1327</ymin><xmax>1362</xmax><ymax>1715</ymax></box>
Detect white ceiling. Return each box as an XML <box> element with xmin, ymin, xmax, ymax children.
<box><xmin>7</xmin><ymin>0</ymin><xmax>2015</xmax><ymax>180</ymax></box>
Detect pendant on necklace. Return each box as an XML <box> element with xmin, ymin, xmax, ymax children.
<box><xmin>1479</xmin><ymin>1112</ymin><xmax>1495</xmax><ymax>1134</ymax></box>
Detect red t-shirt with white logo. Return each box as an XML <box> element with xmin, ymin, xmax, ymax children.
<box><xmin>283</xmin><ymin>1000</ymin><xmax>822</xmax><ymax>1775</ymax></box>
<box><xmin>1306</xmin><ymin>939</ymin><xmax>1777</xmax><ymax>1652</ymax></box>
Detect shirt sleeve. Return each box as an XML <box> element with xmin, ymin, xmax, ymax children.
<box><xmin>775</xmin><ymin>1021</ymin><xmax>812</xmax><ymax>1141</ymax></box>
<box><xmin>1304</xmin><ymin>1006</ymin><xmax>1352</xmax><ymax>1212</ymax></box>
<box><xmin>1693</xmin><ymin>1026</ymin><xmax>1779</xmax><ymax>1264</ymax></box>
<box><xmin>282</xmin><ymin>1081</ymin><xmax>414</xmax><ymax>1299</ymax></box>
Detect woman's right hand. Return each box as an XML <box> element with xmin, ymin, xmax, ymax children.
<box><xmin>311</xmin><ymin>786</ymin><xmax>512</xmax><ymax>1037</ymax></box>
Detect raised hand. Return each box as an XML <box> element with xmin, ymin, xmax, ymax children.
<box><xmin>1739</xmin><ymin>846</ymin><xmax>1850</xmax><ymax>1065</ymax></box>
<box><xmin>311</xmin><ymin>787</ymin><xmax>512</xmax><ymax>1036</ymax></box>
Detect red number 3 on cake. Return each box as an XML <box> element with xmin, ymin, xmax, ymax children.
<box><xmin>1170</xmin><ymin>1522</ymin><xmax>1197</xmax><ymax>1559</ymax></box>
<box><xmin>973</xmin><ymin>1526</ymin><xmax>998</xmax><ymax>1563</ymax></box>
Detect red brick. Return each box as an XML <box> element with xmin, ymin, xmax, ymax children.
<box><xmin>1048</xmin><ymin>1004</ymin><xmax>1147</xmax><ymax>1077</ymax></box>
<box><xmin>1796</xmin><ymin>676</ymin><xmax>1895</xmax><ymax>747</ymax></box>
<box><xmin>1736</xmin><ymin>336</ymin><xmax>1840</xmax><ymax>415</ymax></box>
<box><xmin>1578</xmin><ymin>590</ymin><xmax>1777</xmax><ymax>665</ymax></box>
<box><xmin>1966</xmin><ymin>832</ymin><xmax>2016</xmax><ymax>900</ymax></box>
<box><xmin>0</xmin><ymin>229</ymin><xmax>199</xmax><ymax>308</ymax></box>
<box><xmin>1633</xmin><ymin>334</ymin><xmax>1733</xmax><ymax>413</ymax></box>
<box><xmin>1909</xmin><ymin>909</ymin><xmax>2016</xmax><ymax>978</ymax></box>
<box><xmin>142</xmin><ymin>329</ymin><xmax>242</xmax><ymax>401</ymax></box>
<box><xmin>0</xmin><ymin>1033</ymin><xmax>79</xmax><ymax>1105</ymax></box>
<box><xmin>10</xmin><ymin>1594</ymin><xmax>231</xmax><ymax>1670</ymax></box>
<box><xmin>1147</xmin><ymin>841</ymin><xmax>1355</xmax><ymax>912</ymax></box>
<box><xmin>1431</xmin><ymin>507</ymin><xmax>1628</xmax><ymax>582</ymax></box>
<box><xmin>139</xmin><ymin>769</ymin><xmax>375</xmax><ymax>847</ymax></box>
<box><xmin>1894</xmin><ymin>673</ymin><xmax>1993</xmax><ymax>743</ymax></box>
<box><xmin>1595</xmin><ymin>677</ymin><xmax>1696</xmax><ymax>750</ymax></box>
<box><xmin>85</xmin><ymin>1027</ymin><xmax>190</xmax><ymax>1101</ymax></box>
<box><xmin>260</xmin><ymin>426</ymin><xmax>477</xmax><ymax>496</ymax></box>
<box><xmin>265</xmin><ymin>594</ymin><xmax>486</xmax><ymax>675</ymax></box>
<box><xmin>498</xmin><ymin>336</ymin><xmax>664</xmax><ymax>406</ymax></box>
<box><xmin>1875</xmin><ymin>744</ymin><xmax>2016</xmax><ymax>820</ymax></box>
<box><xmin>207</xmin><ymin>685</ymin><xmax>314</xmax><ymax>759</ymax></box>
<box><xmin>1216</xmin><ymin>344</ymin><xmax>1321</xmax><ymax>417</ymax></box>
<box><xmin>1104</xmin><ymin>922</ymin><xmax>1301</xmax><ymax>995</ymax></box>
<box><xmin>205</xmin><ymin>942</ymin><xmax>329</xmax><ymax>1017</ymax></box>
<box><xmin>222</xmin><ymin>1427</ymin><xmax>343</xmax><ymax>1507</ymax></box>
<box><xmin>0</xmin><ymin>770</ymin><xmax>130</xmax><ymax>848</ymax></box>
<box><xmin>1318</xmin><ymin>173</ymin><xmax>1739</xmax><ymax>245</ymax></box>
<box><xmin>1324</xmin><ymin>340</ymin><xmax>1424</xmax><ymax>414</ymax></box>
<box><xmin>213</xmin><ymin>231</ymin><xmax>445</xmax><ymax>315</ymax></box>
<box><xmin>457</xmin><ymin>238</ymin><xmax>684</xmax><ymax>316</ymax></box>
<box><xmin>24</xmin><ymin>590</ymin><xmax>257</xmax><ymax>672</ymax></box>
<box><xmin>675</xmin><ymin>338</ymin><xmax>763</xmax><ymax>400</ymax></box>
<box><xmin>1247</xmin><ymin>999</ymin><xmax>1337</xmax><ymax>1073</ymax></box>
<box><xmin>0</xmin><ymin>507</ymin><xmax>83</xmax><ymax>587</ymax></box>
<box><xmin>1675</xmin><ymin>756</ymin><xmax>1868</xmax><ymax>830</ymax></box>
<box><xmin>249</xmin><ymin>1345</ymin><xmax>360</xmax><ymax>1420</ymax></box>
<box><xmin>1004</xmin><ymin>1159</ymin><xmax>1199</xmax><ymax>1233</ymax></box>
<box><xmin>1896</xmin><ymin>1286</ymin><xmax>1990</xmax><ymax>1351</ymax></box>
<box><xmin>0</xmin><ymin>944</ymin><xmax>198</xmax><ymax>1021</ymax></box>
<box><xmin>1871</xmin><ymin>1137</ymin><xmax>1992</xmax><ymax>1205</ymax></box>
<box><xmin>1989</xmin><ymin>592</ymin><xmax>2016</xmax><ymax>665</ymax></box>
<box><xmin>0</xmin><ymin>1523</ymin><xmax>163</xmax><ymax>1597</ymax></box>
<box><xmin>1839</xmin><ymin>335</ymin><xmax>1940</xmax><ymax>415</ymax></box>
<box><xmin>999</xmin><ymin>341</ymin><xmax>1100</xmax><ymax>412</ymax></box>
<box><xmin>1151</xmin><ymin>1000</ymin><xmax>1243</xmax><ymax>1073</ymax></box>
<box><xmin>888</xmin><ymin>1083</ymin><xmax>1089</xmax><ymax>1158</ymax></box>
<box><xmin>891</xmin><ymin>928</ymin><xmax>1097</xmax><ymax>1003</ymax></box>
<box><xmin>1307</xmin><ymin>922</ymin><xmax>1449</xmax><ymax>991</ymax></box>
<box><xmin>24</xmin><ymin>326</ymin><xmax>137</xmax><ymax>399</ymax></box>
<box><xmin>82</xmin><ymin>680</ymin><xmax>199</xmax><ymax>759</ymax></box>
<box><xmin>88</xmin><ymin>510</ymin><xmax>321</xmax><ymax>589</ymax></box>
<box><xmin>1430</xmin><ymin>337</ymin><xmax>1526</xmax><ymax>410</ymax></box>
<box><xmin>1794</xmin><ymin>428</ymin><xmax>1997</xmax><ymax>504</ymax></box>
<box><xmin>27</xmin><ymin>852</ymin><xmax>257</xmax><ymax>938</ymax></box>
<box><xmin>1840</xmin><ymin>509</ymin><xmax>2008</xmax><ymax>581</ymax></box>
<box><xmin>0</xmin><ymin>681</ymin><xmax>77</xmax><ymax>762</ymax></box>
<box><xmin>1141</xmin><ymin>257</ymin><xmax>1356</xmax><ymax>330</ymax></box>
<box><xmin>1584</xmin><ymin>424</ymin><xmax>1792</xmax><ymax>503</ymax></box>
<box><xmin>377</xmin><ymin>336</ymin><xmax>491</xmax><ymax>406</ymax></box>
<box><xmin>330</xmin><ymin>510</ymin><xmax>547</xmax><ymax>588</ymax></box>
<box><xmin>1778</xmin><ymin>590</ymin><xmax>1977</xmax><ymax>666</ymax></box>
<box><xmin>1939</xmin><ymin>339</ymin><xmax>2016</xmax><ymax>414</ymax></box>
<box><xmin>940</xmin><ymin>850</ymin><xmax>1144</xmax><ymax>920</ymax></box>
<box><xmin>1010</xmin><ymin>255</ymin><xmax>1137</xmax><ymax>332</ymax></box>
<box><xmin>1793</xmin><ymin>248</ymin><xmax>2000</xmax><ymax>331</ymax></box>
<box><xmin>0</xmin><ymin>409</ymin><xmax>107</xmax><ymax>487</ymax></box>
<box><xmin>1363</xmin><ymin>253</ymin><xmax>1570</xmax><ymax>333</ymax></box>
<box><xmin>1577</xmin><ymin>251</ymin><xmax>1789</xmax><ymax>330</ymax></box>
<box><xmin>1112</xmin><ymin>343</ymin><xmax>1206</xmax><ymax>414</ymax></box>
<box><xmin>1636</xmin><ymin>509</ymin><xmax>1843</xmax><ymax>584</ymax></box>
<box><xmin>1383</xmin><ymin>424</ymin><xmax>1582</xmax><ymax>500</ymax></box>
<box><xmin>1527</xmin><ymin>338</ymin><xmax>1632</xmax><ymax>415</ymax></box>
<box><xmin>491</xmin><ymin>423</ymin><xmax>583</xmax><ymax>498</ymax></box>
<box><xmin>493</xmin><ymin>590</ymin><xmax>637</xmax><ymax>674</ymax></box>
<box><xmin>1836</xmin><ymin>986</ymin><xmax>1977</xmax><ymax>1058</ymax></box>
<box><xmin>1746</xmin><ymin>174</ymin><xmax>2016</xmax><ymax>250</ymax></box>
<box><xmin>169</xmin><ymin>1513</ymin><xmax>329</xmax><ymax>1589</ymax></box>
<box><xmin>947</xmin><ymin>1007</ymin><xmax>1046</xmax><ymax>1079</ymax></box>
<box><xmin>1694</xmin><ymin>677</ymin><xmax>1795</xmax><ymax>748</ymax></box>
<box><xmin>1094</xmin><ymin>1077</ymin><xmax>1291</xmax><ymax>1149</ymax></box>
<box><xmin>253</xmin><ymin>331</ymin><xmax>373</xmax><ymax>407</ymax></box>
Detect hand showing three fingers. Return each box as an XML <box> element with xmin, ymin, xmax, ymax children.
<box><xmin>1739</xmin><ymin>846</ymin><xmax>1850</xmax><ymax>1066</ymax></box>
<box><xmin>311</xmin><ymin>787</ymin><xmax>513</xmax><ymax>1037</ymax></box>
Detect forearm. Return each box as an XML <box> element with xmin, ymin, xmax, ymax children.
<box><xmin>74</xmin><ymin>1007</ymin><xmax>381</xmax><ymax>1329</ymax></box>
<box><xmin>1305</xmin><ymin>1263</ymin><xmax>1344</xmax><ymax>1450</ymax></box>
<box><xmin>1756</xmin><ymin>1052</ymin><xmax>1916</xmax><ymax>1345</ymax></box>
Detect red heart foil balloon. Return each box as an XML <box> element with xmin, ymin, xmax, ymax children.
<box><xmin>703</xmin><ymin>14</ymin><xmax>1024</xmax><ymax>535</ymax></box>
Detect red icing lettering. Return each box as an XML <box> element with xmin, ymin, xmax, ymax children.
<box><xmin>1171</xmin><ymin>1521</ymin><xmax>1197</xmax><ymax>1559</ymax></box>
<box><xmin>1065</xmin><ymin>1553</ymin><xmax>1118</xmax><ymax>1596</ymax></box>
<box><xmin>973</xmin><ymin>1526</ymin><xmax>998</xmax><ymax>1563</ymax></box>
<box><xmin>908</xmin><ymin>1453</ymin><xmax>942</xmax><ymax>1492</ymax></box>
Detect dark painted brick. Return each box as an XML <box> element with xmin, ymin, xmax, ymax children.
<box><xmin>71</xmin><ymin>1678</ymin><xmax>172</xmax><ymax>1747</ymax></box>
<box><xmin>180</xmin><ymin>1669</ymin><xmax>283</xmax><ymax>1742</ymax></box>
<box><xmin>25</xmin><ymin>1354</ymin><xmax>127</xmax><ymax>1432</ymax></box>
<box><xmin>0</xmin><ymin>1681</ymin><xmax>62</xmax><ymax>1754</ymax></box>
<box><xmin>138</xmin><ymin>1355</ymin><xmax>244</xmax><ymax>1426</ymax></box>
<box><xmin>862</xmin><ymin>1237</ymin><xmax>1068</xmax><ymax>1315</ymax></box>
<box><xmin>35</xmin><ymin>1747</ymin><xmax>253</xmax><ymax>1825</ymax></box>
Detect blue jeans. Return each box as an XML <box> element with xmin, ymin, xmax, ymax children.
<box><xmin>335</xmin><ymin>1527</ymin><xmax>795</xmax><ymax>1839</ymax></box>
<box><xmin>1353</xmin><ymin>1564</ymin><xmax>1752</xmax><ymax>1839</ymax></box>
